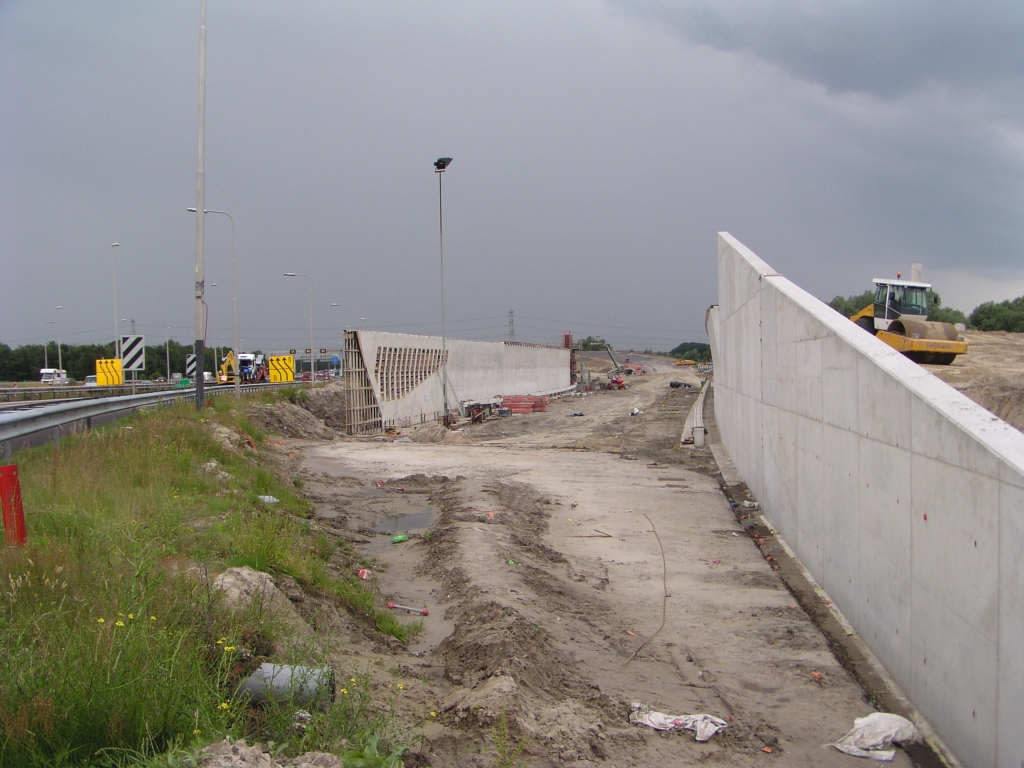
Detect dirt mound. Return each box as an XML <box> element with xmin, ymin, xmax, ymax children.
<box><xmin>300</xmin><ymin>382</ymin><xmax>348</xmax><ymax>430</ymax></box>
<box><xmin>246</xmin><ymin>402</ymin><xmax>335</xmax><ymax>440</ymax></box>
<box><xmin>407</xmin><ymin>421</ymin><xmax>473</xmax><ymax>444</ymax></box>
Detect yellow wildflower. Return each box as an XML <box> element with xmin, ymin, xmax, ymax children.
<box><xmin>97</xmin><ymin>618</ymin><xmax>105</xmax><ymax>624</ymax></box>
<box><xmin>224</xmin><ymin>646</ymin><xmax>236</xmax><ymax>652</ymax></box>
<box><xmin>150</xmin><ymin>616</ymin><xmax>157</xmax><ymax>621</ymax></box>
<box><xmin>193</xmin><ymin>729</ymin><xmax>201</xmax><ymax>736</ymax></box>
<box><xmin>218</xmin><ymin>702</ymin><xmax>230</xmax><ymax>710</ymax></box>
<box><xmin>115</xmin><ymin>621</ymin><xmax>125</xmax><ymax>627</ymax></box>
<box><xmin>430</xmin><ymin>711</ymin><xmax>437</xmax><ymax>717</ymax></box>
<box><xmin>397</xmin><ymin>683</ymin><xmax>404</xmax><ymax>690</ymax></box>
<box><xmin>340</xmin><ymin>688</ymin><xmax>348</xmax><ymax>695</ymax></box>
<box><xmin>349</xmin><ymin>677</ymin><xmax>356</xmax><ymax>683</ymax></box>
<box><xmin>127</xmin><ymin>613</ymin><xmax>134</xmax><ymax>619</ymax></box>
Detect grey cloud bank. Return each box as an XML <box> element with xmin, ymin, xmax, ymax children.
<box><xmin>2</xmin><ymin>1</ymin><xmax>1022</xmax><ymax>355</ymax></box>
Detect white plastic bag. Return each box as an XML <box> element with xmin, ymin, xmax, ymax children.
<box><xmin>831</xmin><ymin>712</ymin><xmax>919</xmax><ymax>761</ymax></box>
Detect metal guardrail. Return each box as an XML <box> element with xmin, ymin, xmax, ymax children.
<box><xmin>0</xmin><ymin>381</ymin><xmax>304</xmax><ymax>461</ymax></box>
<box><xmin>0</xmin><ymin>382</ymin><xmax>180</xmax><ymax>403</ymax></box>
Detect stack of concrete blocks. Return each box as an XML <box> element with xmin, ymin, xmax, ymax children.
<box><xmin>707</xmin><ymin>233</ymin><xmax>1023</xmax><ymax>768</ymax></box>
<box><xmin>352</xmin><ymin>331</ymin><xmax>571</xmax><ymax>429</ymax></box>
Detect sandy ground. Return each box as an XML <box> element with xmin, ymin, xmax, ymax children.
<box><xmin>254</xmin><ymin>358</ymin><xmax>929</xmax><ymax>767</ymax></box>
<box><xmin>924</xmin><ymin>330</ymin><xmax>1024</xmax><ymax>433</ymax></box>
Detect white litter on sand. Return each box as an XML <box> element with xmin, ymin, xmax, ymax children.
<box><xmin>629</xmin><ymin>703</ymin><xmax>728</xmax><ymax>742</ymax></box>
<box><xmin>831</xmin><ymin>712</ymin><xmax>920</xmax><ymax>761</ymax></box>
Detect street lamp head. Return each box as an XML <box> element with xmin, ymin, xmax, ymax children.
<box><xmin>187</xmin><ymin>207</ymin><xmax>197</xmax><ymax>212</ymax></box>
<box><xmin>434</xmin><ymin>157</ymin><xmax>452</xmax><ymax>172</ymax></box>
<box><xmin>112</xmin><ymin>242</ymin><xmax>120</xmax><ymax>247</ymax></box>
<box><xmin>283</xmin><ymin>272</ymin><xmax>296</xmax><ymax>277</ymax></box>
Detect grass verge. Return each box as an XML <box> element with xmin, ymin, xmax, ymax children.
<box><xmin>0</xmin><ymin>399</ymin><xmax>417</xmax><ymax>766</ymax></box>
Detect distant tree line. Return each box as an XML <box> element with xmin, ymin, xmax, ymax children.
<box><xmin>579</xmin><ymin>335</ymin><xmax>712</xmax><ymax>362</ymax></box>
<box><xmin>0</xmin><ymin>341</ymin><xmax>230</xmax><ymax>383</ymax></box>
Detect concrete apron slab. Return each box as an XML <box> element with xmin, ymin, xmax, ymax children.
<box><xmin>305</xmin><ymin>441</ymin><xmax>912</xmax><ymax>766</ymax></box>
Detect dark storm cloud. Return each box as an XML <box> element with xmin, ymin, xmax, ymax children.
<box><xmin>618</xmin><ymin>0</ymin><xmax>1024</xmax><ymax>99</ymax></box>
<box><xmin>2</xmin><ymin>1</ymin><xmax>1024</xmax><ymax>356</ymax></box>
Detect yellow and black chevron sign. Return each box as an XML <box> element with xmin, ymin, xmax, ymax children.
<box><xmin>268</xmin><ymin>355</ymin><xmax>294</xmax><ymax>383</ymax></box>
<box><xmin>95</xmin><ymin>358</ymin><xmax>123</xmax><ymax>386</ymax></box>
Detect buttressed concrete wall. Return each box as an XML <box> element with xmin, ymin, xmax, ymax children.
<box><xmin>355</xmin><ymin>331</ymin><xmax>571</xmax><ymax>428</ymax></box>
<box><xmin>707</xmin><ymin>233</ymin><xmax>1024</xmax><ymax>768</ymax></box>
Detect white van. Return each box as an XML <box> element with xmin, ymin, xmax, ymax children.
<box><xmin>84</xmin><ymin>375</ymin><xmax>99</xmax><ymax>387</ymax></box>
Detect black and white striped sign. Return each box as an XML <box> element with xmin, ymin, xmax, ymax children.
<box><xmin>120</xmin><ymin>335</ymin><xmax>145</xmax><ymax>371</ymax></box>
<box><xmin>185</xmin><ymin>354</ymin><xmax>197</xmax><ymax>378</ymax></box>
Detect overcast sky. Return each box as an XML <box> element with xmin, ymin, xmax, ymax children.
<box><xmin>2</xmin><ymin>1</ymin><xmax>1023</xmax><ymax>355</ymax></box>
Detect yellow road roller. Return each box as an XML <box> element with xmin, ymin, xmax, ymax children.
<box><xmin>850</xmin><ymin>278</ymin><xmax>967</xmax><ymax>365</ymax></box>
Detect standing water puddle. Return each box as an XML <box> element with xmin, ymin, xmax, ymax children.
<box><xmin>373</xmin><ymin>509</ymin><xmax>434</xmax><ymax>533</ymax></box>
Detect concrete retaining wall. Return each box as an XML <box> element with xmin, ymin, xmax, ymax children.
<box><xmin>707</xmin><ymin>233</ymin><xmax>1024</xmax><ymax>768</ymax></box>
<box><xmin>354</xmin><ymin>331</ymin><xmax>571</xmax><ymax>428</ymax></box>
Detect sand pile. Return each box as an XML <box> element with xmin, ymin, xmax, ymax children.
<box><xmin>300</xmin><ymin>382</ymin><xmax>348</xmax><ymax>430</ymax></box>
<box><xmin>246</xmin><ymin>402</ymin><xmax>335</xmax><ymax>440</ymax></box>
<box><xmin>407</xmin><ymin>421</ymin><xmax>473</xmax><ymax>444</ymax></box>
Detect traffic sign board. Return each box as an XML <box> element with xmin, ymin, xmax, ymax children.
<box><xmin>121</xmin><ymin>335</ymin><xmax>145</xmax><ymax>371</ymax></box>
<box><xmin>185</xmin><ymin>354</ymin><xmax>197</xmax><ymax>378</ymax></box>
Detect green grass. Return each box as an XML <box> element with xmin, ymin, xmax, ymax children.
<box><xmin>0</xmin><ymin>400</ymin><xmax>417</xmax><ymax>766</ymax></box>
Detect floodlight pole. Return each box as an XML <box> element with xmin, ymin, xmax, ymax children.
<box><xmin>434</xmin><ymin>157</ymin><xmax>452</xmax><ymax>425</ymax></box>
<box><xmin>193</xmin><ymin>0</ymin><xmax>207</xmax><ymax>410</ymax></box>
<box><xmin>111</xmin><ymin>243</ymin><xmax>120</xmax><ymax>358</ymax></box>
<box><xmin>56</xmin><ymin>306</ymin><xmax>63</xmax><ymax>374</ymax></box>
<box><xmin>191</xmin><ymin>207</ymin><xmax>239</xmax><ymax>397</ymax></box>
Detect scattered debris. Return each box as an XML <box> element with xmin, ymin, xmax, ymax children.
<box><xmin>257</xmin><ymin>495</ymin><xmax>279</xmax><ymax>504</ymax></box>
<box><xmin>356</xmin><ymin>568</ymin><xmax>372</xmax><ymax>580</ymax></box>
<box><xmin>742</xmin><ymin>500</ymin><xmax>760</xmax><ymax>509</ymax></box>
<box><xmin>386</xmin><ymin>601</ymin><xmax>429</xmax><ymax>616</ymax></box>
<box><xmin>391</xmin><ymin>534</ymin><xmax>409</xmax><ymax>544</ymax></box>
<box><xmin>628</xmin><ymin>703</ymin><xmax>728</xmax><ymax>742</ymax></box>
<box><xmin>831</xmin><ymin>712</ymin><xmax>920</xmax><ymax>761</ymax></box>
<box><xmin>570</xmin><ymin>412</ymin><xmax>585</xmax><ymax>417</ymax></box>
<box><xmin>630</xmin><ymin>407</ymin><xmax>641</xmax><ymax>416</ymax></box>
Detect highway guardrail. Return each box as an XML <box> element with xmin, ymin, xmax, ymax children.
<box><xmin>0</xmin><ymin>382</ymin><xmax>305</xmax><ymax>460</ymax></box>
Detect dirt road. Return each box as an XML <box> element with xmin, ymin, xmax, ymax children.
<box><xmin>273</xmin><ymin>365</ymin><xmax>920</xmax><ymax>767</ymax></box>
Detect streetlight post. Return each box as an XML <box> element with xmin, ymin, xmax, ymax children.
<box><xmin>193</xmin><ymin>0</ymin><xmax>208</xmax><ymax>411</ymax></box>
<box><xmin>434</xmin><ymin>157</ymin><xmax>452</xmax><ymax>425</ymax></box>
<box><xmin>166</xmin><ymin>327</ymin><xmax>171</xmax><ymax>381</ymax></box>
<box><xmin>284</xmin><ymin>273</ymin><xmax>313</xmax><ymax>380</ymax></box>
<box><xmin>189</xmin><ymin>207</ymin><xmax>239</xmax><ymax>397</ymax></box>
<box><xmin>55</xmin><ymin>306</ymin><xmax>62</xmax><ymax>375</ymax></box>
<box><xmin>111</xmin><ymin>243</ymin><xmax>120</xmax><ymax>359</ymax></box>
<box><xmin>44</xmin><ymin>321</ymin><xmax>55</xmax><ymax>369</ymax></box>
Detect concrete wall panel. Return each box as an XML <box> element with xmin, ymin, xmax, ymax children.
<box><xmin>709</xmin><ymin>232</ymin><xmax>1024</xmax><ymax>767</ymax></box>
<box><xmin>352</xmin><ymin>331</ymin><xmax>571</xmax><ymax>428</ymax></box>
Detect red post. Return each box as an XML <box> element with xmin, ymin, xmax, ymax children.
<box><xmin>0</xmin><ymin>465</ymin><xmax>26</xmax><ymax>546</ymax></box>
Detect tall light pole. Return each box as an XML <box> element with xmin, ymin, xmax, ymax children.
<box><xmin>55</xmin><ymin>306</ymin><xmax>62</xmax><ymax>374</ymax></box>
<box><xmin>193</xmin><ymin>0</ymin><xmax>208</xmax><ymax>410</ymax></box>
<box><xmin>284</xmin><ymin>273</ymin><xmax>313</xmax><ymax>380</ymax></box>
<box><xmin>166</xmin><ymin>326</ymin><xmax>172</xmax><ymax>381</ymax></box>
<box><xmin>111</xmin><ymin>242</ymin><xmax>120</xmax><ymax>358</ymax></box>
<box><xmin>434</xmin><ymin>157</ymin><xmax>452</xmax><ymax>425</ymax></box>
<box><xmin>43</xmin><ymin>321</ymin><xmax>55</xmax><ymax>369</ymax></box>
<box><xmin>189</xmin><ymin>207</ymin><xmax>239</xmax><ymax>397</ymax></box>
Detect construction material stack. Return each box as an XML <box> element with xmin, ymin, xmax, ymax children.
<box><xmin>501</xmin><ymin>395</ymin><xmax>548</xmax><ymax>414</ymax></box>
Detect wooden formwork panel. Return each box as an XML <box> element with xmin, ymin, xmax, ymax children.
<box><xmin>343</xmin><ymin>331</ymin><xmax>382</xmax><ymax>435</ymax></box>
